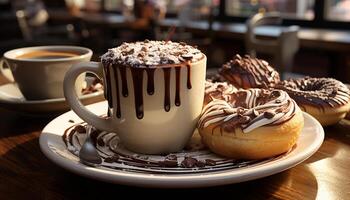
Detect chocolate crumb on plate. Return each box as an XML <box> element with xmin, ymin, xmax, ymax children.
<box><xmin>159</xmin><ymin>154</ymin><xmax>178</xmax><ymax>167</ymax></box>
<box><xmin>196</xmin><ymin>160</ymin><xmax>206</xmax><ymax>168</ymax></box>
<box><xmin>104</xmin><ymin>155</ymin><xmax>120</xmax><ymax>163</ymax></box>
<box><xmin>159</xmin><ymin>160</ymin><xmax>178</xmax><ymax>167</ymax></box>
<box><xmin>205</xmin><ymin>159</ymin><xmax>216</xmax><ymax>166</ymax></box>
<box><xmin>181</xmin><ymin>157</ymin><xmax>198</xmax><ymax>168</ymax></box>
<box><xmin>165</xmin><ymin>154</ymin><xmax>177</xmax><ymax>161</ymax></box>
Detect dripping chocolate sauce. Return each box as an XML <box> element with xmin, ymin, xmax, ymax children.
<box><xmin>105</xmin><ymin>65</ymin><xmax>113</xmax><ymax>117</ymax></box>
<box><xmin>175</xmin><ymin>67</ymin><xmax>181</xmax><ymax>106</ymax></box>
<box><xmin>186</xmin><ymin>65</ymin><xmax>192</xmax><ymax>89</ymax></box>
<box><xmin>146</xmin><ymin>68</ymin><xmax>155</xmax><ymax>95</ymax></box>
<box><xmin>112</xmin><ymin>65</ymin><xmax>121</xmax><ymax>118</ymax></box>
<box><xmin>130</xmin><ymin>67</ymin><xmax>144</xmax><ymax>119</ymax></box>
<box><xmin>119</xmin><ymin>67</ymin><xmax>128</xmax><ymax>97</ymax></box>
<box><xmin>104</xmin><ymin>65</ymin><xmax>113</xmax><ymax>108</ymax></box>
<box><xmin>104</xmin><ymin>62</ymin><xmax>193</xmax><ymax>119</ymax></box>
<box><xmin>163</xmin><ymin>68</ymin><xmax>171</xmax><ymax>112</ymax></box>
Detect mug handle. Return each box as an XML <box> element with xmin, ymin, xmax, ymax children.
<box><xmin>0</xmin><ymin>58</ymin><xmax>15</xmax><ymax>82</ymax></box>
<box><xmin>64</xmin><ymin>61</ymin><xmax>114</xmax><ymax>132</ymax></box>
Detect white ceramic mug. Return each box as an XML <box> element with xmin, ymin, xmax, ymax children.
<box><xmin>64</xmin><ymin>55</ymin><xmax>207</xmax><ymax>154</ymax></box>
<box><xmin>2</xmin><ymin>46</ymin><xmax>92</xmax><ymax>100</ymax></box>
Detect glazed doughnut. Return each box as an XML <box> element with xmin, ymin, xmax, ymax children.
<box><xmin>219</xmin><ymin>54</ymin><xmax>280</xmax><ymax>89</ymax></box>
<box><xmin>276</xmin><ymin>77</ymin><xmax>350</xmax><ymax>126</ymax></box>
<box><xmin>198</xmin><ymin>89</ymin><xmax>304</xmax><ymax>160</ymax></box>
<box><xmin>204</xmin><ymin>80</ymin><xmax>237</xmax><ymax>105</ymax></box>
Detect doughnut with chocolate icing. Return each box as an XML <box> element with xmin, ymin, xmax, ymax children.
<box><xmin>204</xmin><ymin>80</ymin><xmax>237</xmax><ymax>105</ymax></box>
<box><xmin>219</xmin><ymin>54</ymin><xmax>280</xmax><ymax>89</ymax></box>
<box><xmin>276</xmin><ymin>77</ymin><xmax>350</xmax><ymax>126</ymax></box>
<box><xmin>197</xmin><ymin>88</ymin><xmax>304</xmax><ymax>159</ymax></box>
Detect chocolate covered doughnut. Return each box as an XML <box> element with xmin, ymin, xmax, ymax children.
<box><xmin>276</xmin><ymin>77</ymin><xmax>350</xmax><ymax>126</ymax></box>
<box><xmin>219</xmin><ymin>54</ymin><xmax>280</xmax><ymax>89</ymax></box>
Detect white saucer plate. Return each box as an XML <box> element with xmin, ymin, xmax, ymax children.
<box><xmin>40</xmin><ymin>101</ymin><xmax>324</xmax><ymax>188</ymax></box>
<box><xmin>0</xmin><ymin>77</ymin><xmax>104</xmax><ymax>114</ymax></box>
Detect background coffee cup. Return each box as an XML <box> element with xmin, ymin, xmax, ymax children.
<box><xmin>2</xmin><ymin>46</ymin><xmax>92</xmax><ymax>100</ymax></box>
<box><xmin>64</xmin><ymin>55</ymin><xmax>207</xmax><ymax>154</ymax></box>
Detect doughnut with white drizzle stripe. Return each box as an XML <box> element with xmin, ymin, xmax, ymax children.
<box><xmin>197</xmin><ymin>88</ymin><xmax>304</xmax><ymax>159</ymax></box>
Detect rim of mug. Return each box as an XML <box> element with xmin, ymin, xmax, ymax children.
<box><xmin>102</xmin><ymin>53</ymin><xmax>207</xmax><ymax>69</ymax></box>
<box><xmin>3</xmin><ymin>46</ymin><xmax>93</xmax><ymax>62</ymax></box>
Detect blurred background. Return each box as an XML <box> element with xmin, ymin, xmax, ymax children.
<box><xmin>1</xmin><ymin>0</ymin><xmax>350</xmax><ymax>81</ymax></box>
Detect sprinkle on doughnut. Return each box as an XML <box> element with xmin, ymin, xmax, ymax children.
<box><xmin>198</xmin><ymin>89</ymin><xmax>299</xmax><ymax>133</ymax></box>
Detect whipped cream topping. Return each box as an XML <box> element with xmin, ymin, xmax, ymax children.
<box><xmin>198</xmin><ymin>89</ymin><xmax>300</xmax><ymax>133</ymax></box>
<box><xmin>101</xmin><ymin>40</ymin><xmax>203</xmax><ymax>67</ymax></box>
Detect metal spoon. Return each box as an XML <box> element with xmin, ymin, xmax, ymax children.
<box><xmin>79</xmin><ymin>125</ymin><xmax>102</xmax><ymax>166</ymax></box>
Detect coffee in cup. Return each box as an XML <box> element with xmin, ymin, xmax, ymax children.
<box><xmin>2</xmin><ymin>46</ymin><xmax>92</xmax><ymax>100</ymax></box>
<box><xmin>16</xmin><ymin>50</ymin><xmax>80</xmax><ymax>59</ymax></box>
<box><xmin>64</xmin><ymin>41</ymin><xmax>206</xmax><ymax>154</ymax></box>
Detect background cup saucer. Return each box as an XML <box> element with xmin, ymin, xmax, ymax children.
<box><xmin>0</xmin><ymin>76</ymin><xmax>104</xmax><ymax>115</ymax></box>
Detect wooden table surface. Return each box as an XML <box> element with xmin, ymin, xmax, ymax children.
<box><xmin>1</xmin><ymin>76</ymin><xmax>350</xmax><ymax>199</ymax></box>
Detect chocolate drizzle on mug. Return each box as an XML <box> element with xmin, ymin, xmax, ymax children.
<box><xmin>146</xmin><ymin>68</ymin><xmax>155</xmax><ymax>95</ymax></box>
<box><xmin>104</xmin><ymin>65</ymin><xmax>113</xmax><ymax>108</ymax></box>
<box><xmin>163</xmin><ymin>68</ymin><xmax>171</xmax><ymax>111</ymax></box>
<box><xmin>119</xmin><ymin>67</ymin><xmax>128</xmax><ymax>97</ymax></box>
<box><xmin>103</xmin><ymin>63</ymin><xmax>195</xmax><ymax>119</ymax></box>
<box><xmin>130</xmin><ymin>67</ymin><xmax>145</xmax><ymax>119</ymax></box>
<box><xmin>186</xmin><ymin>65</ymin><xmax>192</xmax><ymax>89</ymax></box>
<box><xmin>175</xmin><ymin>67</ymin><xmax>181</xmax><ymax>106</ymax></box>
<box><xmin>112</xmin><ymin>66</ymin><xmax>121</xmax><ymax>118</ymax></box>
